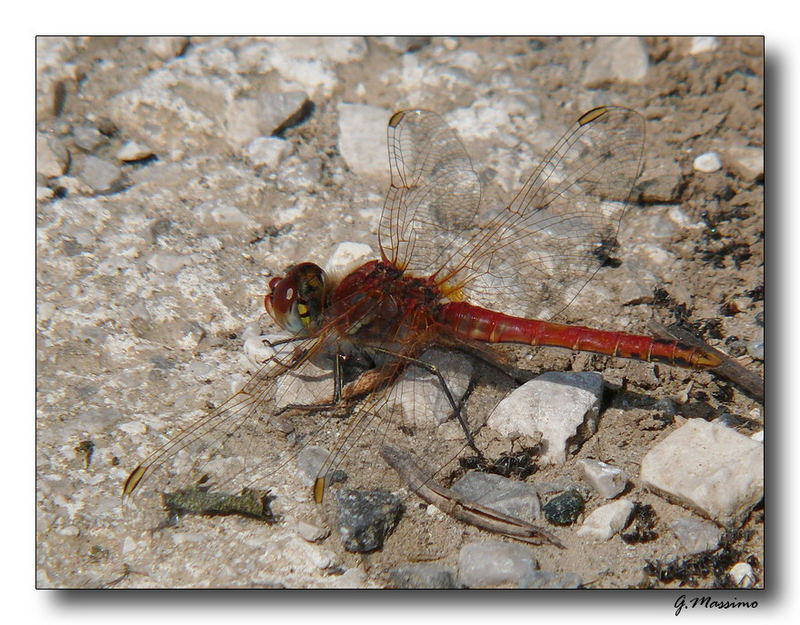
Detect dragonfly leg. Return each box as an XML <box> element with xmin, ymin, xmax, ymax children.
<box><xmin>369</xmin><ymin>346</ymin><xmax>480</xmax><ymax>454</ymax></box>
<box><xmin>273</xmin><ymin>347</ymin><xmax>346</xmax><ymax>416</ymax></box>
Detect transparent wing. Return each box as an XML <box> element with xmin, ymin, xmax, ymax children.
<box><xmin>378</xmin><ymin>106</ymin><xmax>645</xmax><ymax>319</ymax></box>
<box><xmin>122</xmin><ymin>333</ymin><xmax>337</xmax><ymax>505</ymax></box>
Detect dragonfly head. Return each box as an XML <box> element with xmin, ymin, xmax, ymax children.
<box><xmin>264</xmin><ymin>262</ymin><xmax>327</xmax><ymax>335</ymax></box>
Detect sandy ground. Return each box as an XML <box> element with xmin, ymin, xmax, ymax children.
<box><xmin>36</xmin><ymin>36</ymin><xmax>763</xmax><ymax>589</ymax></box>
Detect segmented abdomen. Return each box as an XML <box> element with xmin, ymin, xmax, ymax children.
<box><xmin>439</xmin><ymin>302</ymin><xmax>721</xmax><ymax>369</ymax></box>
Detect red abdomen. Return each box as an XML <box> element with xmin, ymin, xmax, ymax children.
<box><xmin>439</xmin><ymin>302</ymin><xmax>721</xmax><ymax>370</ymax></box>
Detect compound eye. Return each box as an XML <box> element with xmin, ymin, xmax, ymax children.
<box><xmin>264</xmin><ymin>263</ymin><xmax>326</xmax><ymax>335</ymax></box>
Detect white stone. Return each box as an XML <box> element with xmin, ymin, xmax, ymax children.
<box><xmin>578</xmin><ymin>459</ymin><xmax>629</xmax><ymax>499</ymax></box>
<box><xmin>324</xmin><ymin>241</ymin><xmax>375</xmax><ymax>279</ymax></box>
<box><xmin>488</xmin><ymin>372</ymin><xmax>604</xmax><ymax>465</ymax></box>
<box><xmin>576</xmin><ymin>499</ymin><xmax>634</xmax><ymax>540</ymax></box>
<box><xmin>117</xmin><ymin>140</ymin><xmax>154</xmax><ymax>162</ymax></box>
<box><xmin>337</xmin><ymin>103</ymin><xmax>392</xmax><ymax>179</ymax></box>
<box><xmin>751</xmin><ymin>430</ymin><xmax>763</xmax><ymax>443</ymax></box>
<box><xmin>640</xmin><ymin>419</ymin><xmax>763</xmax><ymax>527</ymax></box>
<box><xmin>728</xmin><ymin>562</ymin><xmax>756</xmax><ymax>588</ymax></box>
<box><xmin>245</xmin><ymin>137</ymin><xmax>290</xmax><ymax>169</ymax></box>
<box><xmin>693</xmin><ymin>152</ymin><xmax>722</xmax><ymax>173</ymax></box>
<box><xmin>689</xmin><ymin>37</ymin><xmax>720</xmax><ymax>55</ymax></box>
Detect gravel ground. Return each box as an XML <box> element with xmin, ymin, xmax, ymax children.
<box><xmin>36</xmin><ymin>36</ymin><xmax>763</xmax><ymax>589</ymax></box>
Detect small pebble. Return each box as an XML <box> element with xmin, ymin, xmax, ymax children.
<box><xmin>78</xmin><ymin>155</ymin><xmax>123</xmax><ymax>193</ymax></box>
<box><xmin>296</xmin><ymin>520</ymin><xmax>330</xmax><ymax>543</ymax></box>
<box><xmin>73</xmin><ymin>125</ymin><xmax>106</xmax><ymax>151</ymax></box>
<box><xmin>670</xmin><ymin>517</ymin><xmax>723</xmax><ymax>554</ymax></box>
<box><xmin>693</xmin><ymin>152</ymin><xmax>722</xmax><ymax>173</ymax></box>
<box><xmin>543</xmin><ymin>489</ymin><xmax>584</xmax><ymax>526</ymax></box>
<box><xmin>728</xmin><ymin>562</ymin><xmax>756</xmax><ymax>588</ymax></box>
<box><xmin>577</xmin><ymin>459</ymin><xmax>629</xmax><ymax>499</ymax></box>
<box><xmin>117</xmin><ymin>140</ymin><xmax>154</xmax><ymax>162</ymax></box>
<box><xmin>576</xmin><ymin>499</ymin><xmax>634</xmax><ymax>541</ymax></box>
<box><xmin>689</xmin><ymin>37</ymin><xmax>720</xmax><ymax>55</ymax></box>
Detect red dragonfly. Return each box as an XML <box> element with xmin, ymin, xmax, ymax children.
<box><xmin>124</xmin><ymin>105</ymin><xmax>720</xmax><ymax>517</ymax></box>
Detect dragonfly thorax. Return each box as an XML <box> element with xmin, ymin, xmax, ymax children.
<box><xmin>329</xmin><ymin>260</ymin><xmax>443</xmax><ymax>342</ymax></box>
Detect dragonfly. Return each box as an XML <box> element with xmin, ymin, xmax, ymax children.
<box><xmin>124</xmin><ymin>105</ymin><xmax>720</xmax><ymax>529</ymax></box>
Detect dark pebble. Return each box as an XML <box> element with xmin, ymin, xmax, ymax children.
<box><xmin>543</xmin><ymin>489</ymin><xmax>585</xmax><ymax>526</ymax></box>
<box><xmin>334</xmin><ymin>488</ymin><xmax>403</xmax><ymax>553</ymax></box>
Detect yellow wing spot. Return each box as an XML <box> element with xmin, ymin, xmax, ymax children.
<box><xmin>313</xmin><ymin>476</ymin><xmax>327</xmax><ymax>503</ymax></box>
<box><xmin>389</xmin><ymin>111</ymin><xmax>407</xmax><ymax>128</ymax></box>
<box><xmin>578</xmin><ymin>106</ymin><xmax>609</xmax><ymax>126</ymax></box>
<box><xmin>122</xmin><ymin>464</ymin><xmax>146</xmax><ymax>497</ymax></box>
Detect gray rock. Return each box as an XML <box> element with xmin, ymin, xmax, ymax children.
<box><xmin>747</xmin><ymin>331</ymin><xmax>764</xmax><ymax>361</ymax></box>
<box><xmin>334</xmin><ymin>489</ymin><xmax>403</xmax><ymax>553</ymax></box>
<box><xmin>670</xmin><ymin>516</ymin><xmax>723</xmax><ymax>554</ymax></box>
<box><xmin>389</xmin><ymin>563</ymin><xmax>457</xmax><ymax>588</ymax></box>
<box><xmin>578</xmin><ymin>459</ymin><xmax>629</xmax><ymax>499</ymax></box>
<box><xmin>37</xmin><ymin>133</ymin><xmax>70</xmax><ymax>178</ymax></box>
<box><xmin>583</xmin><ymin>37</ymin><xmax>649</xmax><ymax>87</ymax></box>
<box><xmin>457</xmin><ymin>541</ymin><xmax>538</xmax><ymax>588</ymax></box>
<box><xmin>488</xmin><ymin>372</ymin><xmax>604</xmax><ymax>465</ymax></box>
<box><xmin>337</xmin><ymin>103</ymin><xmax>392</xmax><ymax>179</ymax></box>
<box><xmin>77</xmin><ymin>155</ymin><xmax>123</xmax><ymax>193</ymax></box>
<box><xmin>451</xmin><ymin>472</ymin><xmax>541</xmax><ymax>523</ymax></box>
<box><xmin>641</xmin><ymin>419</ymin><xmax>764</xmax><ymax>527</ymax></box>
